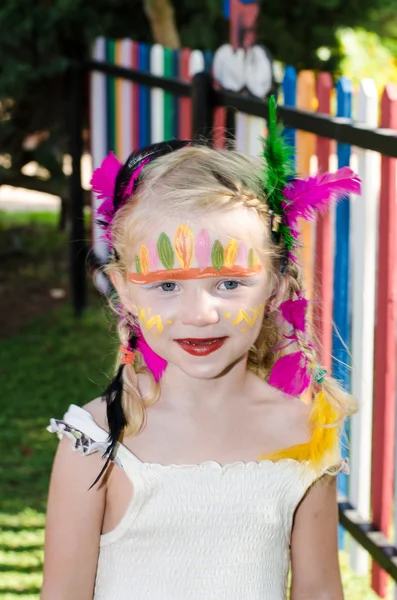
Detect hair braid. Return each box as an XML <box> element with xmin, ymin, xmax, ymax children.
<box><xmin>284</xmin><ymin>261</ymin><xmax>357</xmax><ymax>423</ymax></box>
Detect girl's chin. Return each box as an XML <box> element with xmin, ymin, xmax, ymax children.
<box><xmin>164</xmin><ymin>355</ymin><xmax>246</xmax><ymax>380</ymax></box>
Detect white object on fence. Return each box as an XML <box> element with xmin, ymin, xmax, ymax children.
<box><xmin>213</xmin><ymin>45</ymin><xmax>245</xmax><ymax>92</ymax></box>
<box><xmin>119</xmin><ymin>39</ymin><xmax>133</xmax><ymax>162</ymax></box>
<box><xmin>90</xmin><ymin>37</ymin><xmax>108</xmax><ymax>269</ymax></box>
<box><xmin>349</xmin><ymin>77</ymin><xmax>379</xmax><ymax>576</ymax></box>
<box><xmin>245</xmin><ymin>45</ymin><xmax>273</xmax><ymax>99</ymax></box>
<box><xmin>212</xmin><ymin>45</ymin><xmax>249</xmax><ymax>155</ymax></box>
<box><xmin>189</xmin><ymin>50</ymin><xmax>205</xmax><ymax>77</ymax></box>
<box><xmin>244</xmin><ymin>46</ymin><xmax>270</xmax><ymax>156</ymax></box>
<box><xmin>150</xmin><ymin>44</ymin><xmax>165</xmax><ymax>144</ymax></box>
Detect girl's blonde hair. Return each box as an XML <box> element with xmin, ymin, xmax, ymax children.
<box><xmin>106</xmin><ymin>145</ymin><xmax>357</xmax><ymax>438</ymax></box>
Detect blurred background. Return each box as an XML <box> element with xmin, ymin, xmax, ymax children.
<box><xmin>1</xmin><ymin>0</ymin><xmax>397</xmax><ymax>598</ymax></box>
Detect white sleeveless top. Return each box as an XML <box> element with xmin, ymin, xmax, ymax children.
<box><xmin>47</xmin><ymin>404</ymin><xmax>346</xmax><ymax>600</ymax></box>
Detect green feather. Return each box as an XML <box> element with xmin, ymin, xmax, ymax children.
<box><xmin>262</xmin><ymin>95</ymin><xmax>296</xmax><ymax>252</ymax></box>
<box><xmin>157</xmin><ymin>232</ymin><xmax>174</xmax><ymax>270</ymax></box>
<box><xmin>135</xmin><ymin>255</ymin><xmax>142</xmax><ymax>274</ymax></box>
<box><xmin>211</xmin><ymin>240</ymin><xmax>224</xmax><ymax>271</ymax></box>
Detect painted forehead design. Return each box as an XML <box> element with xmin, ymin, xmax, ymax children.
<box><xmin>127</xmin><ymin>225</ymin><xmax>262</xmax><ymax>284</ymax></box>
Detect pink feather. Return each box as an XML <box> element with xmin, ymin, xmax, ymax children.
<box><xmin>268</xmin><ymin>351</ymin><xmax>311</xmax><ymax>396</ymax></box>
<box><xmin>236</xmin><ymin>241</ymin><xmax>248</xmax><ymax>267</ymax></box>
<box><xmin>279</xmin><ymin>297</ymin><xmax>308</xmax><ymax>332</ymax></box>
<box><xmin>195</xmin><ymin>229</ymin><xmax>211</xmax><ymax>271</ymax></box>
<box><xmin>282</xmin><ymin>167</ymin><xmax>361</xmax><ymax>238</ymax></box>
<box><xmin>147</xmin><ymin>240</ymin><xmax>160</xmax><ymax>271</ymax></box>
<box><xmin>136</xmin><ymin>329</ymin><xmax>167</xmax><ymax>382</ymax></box>
<box><xmin>124</xmin><ymin>158</ymin><xmax>151</xmax><ymax>198</ymax></box>
<box><xmin>91</xmin><ymin>152</ymin><xmax>123</xmax><ymax>201</ymax></box>
<box><xmin>91</xmin><ymin>153</ymin><xmax>151</xmax><ymax>249</ymax></box>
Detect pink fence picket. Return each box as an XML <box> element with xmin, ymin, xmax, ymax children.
<box><xmin>313</xmin><ymin>72</ymin><xmax>333</xmax><ymax>370</ymax></box>
<box><xmin>371</xmin><ymin>84</ymin><xmax>397</xmax><ymax>598</ymax></box>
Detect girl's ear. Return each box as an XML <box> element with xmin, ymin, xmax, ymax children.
<box><xmin>109</xmin><ymin>269</ymin><xmax>137</xmax><ymax>315</ymax></box>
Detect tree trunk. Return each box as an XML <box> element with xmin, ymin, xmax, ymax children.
<box><xmin>143</xmin><ymin>0</ymin><xmax>180</xmax><ymax>48</ymax></box>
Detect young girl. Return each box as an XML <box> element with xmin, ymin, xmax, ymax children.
<box><xmin>42</xmin><ymin>99</ymin><xmax>360</xmax><ymax>600</ymax></box>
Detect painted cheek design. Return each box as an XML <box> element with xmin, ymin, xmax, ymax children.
<box><xmin>137</xmin><ymin>307</ymin><xmax>174</xmax><ymax>338</ymax></box>
<box><xmin>138</xmin><ymin>307</ymin><xmax>164</xmax><ymax>338</ymax></box>
<box><xmin>225</xmin><ymin>304</ymin><xmax>264</xmax><ymax>332</ymax></box>
<box><xmin>128</xmin><ymin>225</ymin><xmax>262</xmax><ymax>284</ymax></box>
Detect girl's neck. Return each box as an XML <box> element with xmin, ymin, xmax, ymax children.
<box><xmin>157</xmin><ymin>355</ymin><xmax>251</xmax><ymax>414</ymax></box>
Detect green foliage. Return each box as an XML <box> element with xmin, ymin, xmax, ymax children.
<box><xmin>0</xmin><ymin>0</ymin><xmax>150</xmax><ymax>101</ymax></box>
<box><xmin>175</xmin><ymin>0</ymin><xmax>228</xmax><ymax>51</ymax></box>
<box><xmin>0</xmin><ymin>0</ymin><xmax>151</xmax><ymax>190</ymax></box>
<box><xmin>257</xmin><ymin>0</ymin><xmax>397</xmax><ymax>72</ymax></box>
<box><xmin>338</xmin><ymin>28</ymin><xmax>397</xmax><ymax>90</ymax></box>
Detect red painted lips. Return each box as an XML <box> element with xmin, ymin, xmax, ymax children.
<box><xmin>174</xmin><ymin>337</ymin><xmax>228</xmax><ymax>356</ymax></box>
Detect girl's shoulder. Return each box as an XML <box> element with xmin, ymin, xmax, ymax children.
<box><xmin>82</xmin><ymin>397</ymin><xmax>109</xmax><ymax>430</ymax></box>
<box><xmin>46</xmin><ymin>398</ymin><xmax>120</xmax><ymax>465</ymax></box>
<box><xmin>251</xmin><ymin>378</ymin><xmax>313</xmax><ymax>449</ymax></box>
<box><xmin>260</xmin><ymin>388</ymin><xmax>347</xmax><ymax>476</ymax></box>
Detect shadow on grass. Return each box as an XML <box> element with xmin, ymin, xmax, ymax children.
<box><xmin>0</xmin><ymin>565</ymin><xmax>42</xmax><ymax>574</ymax></box>
<box><xmin>0</xmin><ymin>589</ymin><xmax>42</xmax><ymax>596</ymax></box>
<box><xmin>0</xmin><ymin>546</ymin><xmax>43</xmax><ymax>553</ymax></box>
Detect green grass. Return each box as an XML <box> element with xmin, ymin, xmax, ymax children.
<box><xmin>0</xmin><ymin>209</ymin><xmax>393</xmax><ymax>599</ymax></box>
<box><xmin>0</xmin><ymin>303</ymin><xmax>116</xmax><ymax>598</ymax></box>
<box><xmin>0</xmin><ymin>211</ymin><xmax>59</xmax><ymax>228</ymax></box>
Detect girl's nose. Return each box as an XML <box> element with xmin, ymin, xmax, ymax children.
<box><xmin>180</xmin><ymin>289</ymin><xmax>220</xmax><ymax>327</ymax></box>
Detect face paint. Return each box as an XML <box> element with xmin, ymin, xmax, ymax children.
<box><xmin>138</xmin><ymin>307</ymin><xmax>164</xmax><ymax>338</ymax></box>
<box><xmin>231</xmin><ymin>304</ymin><xmax>264</xmax><ymax>328</ymax></box>
<box><xmin>126</xmin><ymin>209</ymin><xmax>271</xmax><ymax>381</ymax></box>
<box><xmin>128</xmin><ymin>225</ymin><xmax>262</xmax><ymax>284</ymax></box>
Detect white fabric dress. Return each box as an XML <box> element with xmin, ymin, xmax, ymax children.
<box><xmin>47</xmin><ymin>404</ymin><xmax>347</xmax><ymax>600</ymax></box>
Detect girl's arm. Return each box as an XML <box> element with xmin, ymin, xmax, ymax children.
<box><xmin>290</xmin><ymin>476</ymin><xmax>344</xmax><ymax>600</ymax></box>
<box><xmin>41</xmin><ymin>437</ymin><xmax>107</xmax><ymax>600</ymax></box>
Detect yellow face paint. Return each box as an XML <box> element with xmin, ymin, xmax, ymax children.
<box><xmin>231</xmin><ymin>305</ymin><xmax>264</xmax><ymax>328</ymax></box>
<box><xmin>138</xmin><ymin>307</ymin><xmax>164</xmax><ymax>337</ymax></box>
<box><xmin>224</xmin><ymin>312</ymin><xmax>231</xmax><ymax>318</ymax></box>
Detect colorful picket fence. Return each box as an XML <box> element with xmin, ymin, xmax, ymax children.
<box><xmin>90</xmin><ymin>37</ymin><xmax>397</xmax><ymax>599</ymax></box>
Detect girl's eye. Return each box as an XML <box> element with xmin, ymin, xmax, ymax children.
<box><xmin>158</xmin><ymin>282</ymin><xmax>179</xmax><ymax>292</ymax></box>
<box><xmin>218</xmin><ymin>280</ymin><xmax>241</xmax><ymax>291</ymax></box>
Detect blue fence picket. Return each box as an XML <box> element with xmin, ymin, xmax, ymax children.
<box><xmin>223</xmin><ymin>0</ymin><xmax>231</xmax><ymax>19</ymax></box>
<box><xmin>282</xmin><ymin>65</ymin><xmax>297</xmax><ymax>163</ymax></box>
<box><xmin>138</xmin><ymin>43</ymin><xmax>151</xmax><ymax>147</ymax></box>
<box><xmin>204</xmin><ymin>51</ymin><xmax>213</xmax><ymax>73</ymax></box>
<box><xmin>333</xmin><ymin>76</ymin><xmax>353</xmax><ymax>548</ymax></box>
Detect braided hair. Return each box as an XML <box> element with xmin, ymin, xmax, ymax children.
<box><xmin>90</xmin><ymin>140</ymin><xmax>190</xmax><ymax>487</ymax></box>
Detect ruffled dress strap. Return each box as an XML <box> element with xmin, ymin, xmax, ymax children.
<box><xmin>47</xmin><ymin>404</ymin><xmax>123</xmax><ymax>468</ymax></box>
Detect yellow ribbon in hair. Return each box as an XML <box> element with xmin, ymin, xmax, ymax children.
<box><xmin>261</xmin><ymin>391</ymin><xmax>342</xmax><ymax>473</ymax></box>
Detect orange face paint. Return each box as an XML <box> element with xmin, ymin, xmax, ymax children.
<box><xmin>128</xmin><ymin>265</ymin><xmax>262</xmax><ymax>284</ymax></box>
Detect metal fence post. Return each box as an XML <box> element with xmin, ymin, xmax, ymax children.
<box><xmin>69</xmin><ymin>62</ymin><xmax>87</xmax><ymax>316</ymax></box>
<box><xmin>192</xmin><ymin>72</ymin><xmax>214</xmax><ymax>143</ymax></box>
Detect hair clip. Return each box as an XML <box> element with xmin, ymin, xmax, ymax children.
<box><xmin>120</xmin><ymin>346</ymin><xmax>136</xmax><ymax>365</ymax></box>
<box><xmin>313</xmin><ymin>365</ymin><xmax>328</xmax><ymax>385</ymax></box>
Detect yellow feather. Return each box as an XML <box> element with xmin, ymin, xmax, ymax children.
<box><xmin>261</xmin><ymin>392</ymin><xmax>342</xmax><ymax>473</ymax></box>
<box><xmin>224</xmin><ymin>239</ymin><xmax>238</xmax><ymax>267</ymax></box>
